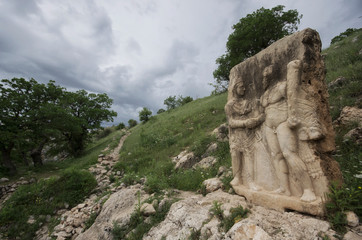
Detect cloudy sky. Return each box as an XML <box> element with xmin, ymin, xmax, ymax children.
<box><xmin>0</xmin><ymin>0</ymin><xmax>361</xmax><ymax>125</ymax></box>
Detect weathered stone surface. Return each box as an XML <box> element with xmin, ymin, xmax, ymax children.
<box><xmin>226</xmin><ymin>28</ymin><xmax>342</xmax><ymax>216</ymax></box>
<box><xmin>172</xmin><ymin>150</ymin><xmax>197</xmax><ymax>169</ymax></box>
<box><xmin>344</xmin><ymin>127</ymin><xmax>362</xmax><ymax>145</ymax></box>
<box><xmin>0</xmin><ymin>177</ymin><xmax>9</xmax><ymax>183</ymax></box>
<box><xmin>203</xmin><ymin>178</ymin><xmax>223</xmax><ymax>193</ymax></box>
<box><xmin>328</xmin><ymin>76</ymin><xmax>349</xmax><ymax>89</ymax></box>
<box><xmin>194</xmin><ymin>156</ymin><xmax>218</xmax><ymax>169</ymax></box>
<box><xmin>75</xmin><ymin>188</ymin><xmax>139</xmax><ymax>240</ymax></box>
<box><xmin>143</xmin><ymin>190</ymin><xmax>247</xmax><ymax>240</ymax></box>
<box><xmin>224</xmin><ymin>219</ymin><xmax>272</xmax><ymax>240</ymax></box>
<box><xmin>344</xmin><ymin>231</ymin><xmax>362</xmax><ymax>240</ymax></box>
<box><xmin>346</xmin><ymin>211</ymin><xmax>359</xmax><ymax>227</ymax></box>
<box><xmin>212</xmin><ymin>123</ymin><xmax>229</xmax><ymax>142</ymax></box>
<box><xmin>335</xmin><ymin>106</ymin><xmax>362</xmax><ymax>127</ymax></box>
<box><xmin>142</xmin><ymin>203</ymin><xmax>156</xmax><ymax>216</ymax></box>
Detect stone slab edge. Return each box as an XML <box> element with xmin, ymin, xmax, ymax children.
<box><xmin>233</xmin><ymin>185</ymin><xmax>325</xmax><ymax>216</ymax></box>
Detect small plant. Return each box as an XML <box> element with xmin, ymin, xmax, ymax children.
<box><xmin>325</xmin><ymin>182</ymin><xmax>362</xmax><ymax>234</ymax></box>
<box><xmin>209</xmin><ymin>201</ymin><xmax>224</xmax><ymax>220</ymax></box>
<box><xmin>188</xmin><ymin>228</ymin><xmax>201</xmax><ymax>240</ymax></box>
<box><xmin>221</xmin><ymin>205</ymin><xmax>249</xmax><ymax>232</ymax></box>
<box><xmin>199</xmin><ymin>183</ymin><xmax>207</xmax><ymax>196</ymax></box>
<box><xmin>109</xmin><ymin>174</ymin><xmax>116</xmax><ymax>183</ymax></box>
<box><xmin>84</xmin><ymin>212</ymin><xmax>98</xmax><ymax>229</ymax></box>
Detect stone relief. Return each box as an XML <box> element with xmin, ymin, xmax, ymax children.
<box><xmin>226</xmin><ymin>28</ymin><xmax>342</xmax><ymax>215</ymax></box>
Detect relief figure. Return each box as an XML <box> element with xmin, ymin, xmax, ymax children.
<box><xmin>260</xmin><ymin>61</ymin><xmax>317</xmax><ymax>202</ymax></box>
<box><xmin>225</xmin><ymin>80</ymin><xmax>265</xmax><ymax>191</ymax></box>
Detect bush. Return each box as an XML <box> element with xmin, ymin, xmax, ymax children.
<box><xmin>139</xmin><ymin>107</ymin><xmax>152</xmax><ymax>123</ymax></box>
<box><xmin>0</xmin><ymin>168</ymin><xmax>97</xmax><ymax>240</ymax></box>
<box><xmin>128</xmin><ymin>119</ymin><xmax>138</xmax><ymax>128</ymax></box>
<box><xmin>95</xmin><ymin>127</ymin><xmax>113</xmax><ymax>140</ymax></box>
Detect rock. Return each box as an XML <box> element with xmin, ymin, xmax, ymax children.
<box><xmin>345</xmin><ymin>211</ymin><xmax>359</xmax><ymax>227</ymax></box>
<box><xmin>142</xmin><ymin>203</ymin><xmax>156</xmax><ymax>216</ymax></box>
<box><xmin>64</xmin><ymin>203</ymin><xmax>70</xmax><ymax>209</ymax></box>
<box><xmin>173</xmin><ymin>151</ymin><xmax>197</xmax><ymax>169</ymax></box>
<box><xmin>212</xmin><ymin>123</ymin><xmax>229</xmax><ymax>142</ymax></box>
<box><xmin>328</xmin><ymin>76</ymin><xmax>349</xmax><ymax>89</ymax></box>
<box><xmin>203</xmin><ymin>178</ymin><xmax>223</xmax><ymax>193</ymax></box>
<box><xmin>224</xmin><ymin>219</ymin><xmax>272</xmax><ymax>240</ymax></box>
<box><xmin>193</xmin><ymin>156</ymin><xmax>217</xmax><ymax>169</ymax></box>
<box><xmin>200</xmin><ymin>217</ymin><xmax>221</xmax><ymax>240</ymax></box>
<box><xmin>98</xmin><ymin>154</ymin><xmax>105</xmax><ymax>158</ymax></box>
<box><xmin>201</xmin><ymin>142</ymin><xmax>218</xmax><ymax>158</ymax></box>
<box><xmin>27</xmin><ymin>215</ymin><xmax>36</xmax><ymax>224</ymax></box>
<box><xmin>144</xmin><ymin>190</ymin><xmax>247</xmax><ymax>240</ymax></box>
<box><xmin>0</xmin><ymin>177</ymin><xmax>9</xmax><ymax>183</ymax></box>
<box><xmin>218</xmin><ymin>166</ymin><xmax>228</xmax><ymax>176</ymax></box>
<box><xmin>344</xmin><ymin>231</ymin><xmax>361</xmax><ymax>240</ymax></box>
<box><xmin>343</xmin><ymin>127</ymin><xmax>362</xmax><ymax>145</ymax></box>
<box><xmin>335</xmin><ymin>106</ymin><xmax>362</xmax><ymax>127</ymax></box>
<box><xmin>75</xmin><ymin>188</ymin><xmax>139</xmax><ymax>240</ymax></box>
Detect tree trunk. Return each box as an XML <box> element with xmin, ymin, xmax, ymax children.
<box><xmin>1</xmin><ymin>145</ymin><xmax>16</xmax><ymax>175</ymax></box>
<box><xmin>31</xmin><ymin>140</ymin><xmax>46</xmax><ymax>167</ymax></box>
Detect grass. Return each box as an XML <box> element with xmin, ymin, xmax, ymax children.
<box><xmin>322</xmin><ymin>29</ymin><xmax>362</xmax><ymax>234</ymax></box>
<box><xmin>0</xmin><ymin>168</ymin><xmax>97</xmax><ymax>240</ymax></box>
<box><xmin>114</xmin><ymin>93</ymin><xmax>230</xmax><ymax>193</ymax></box>
<box><xmin>322</xmin><ymin>28</ymin><xmax>362</xmax><ymax>120</ymax></box>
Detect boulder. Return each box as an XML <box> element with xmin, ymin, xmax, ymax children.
<box><xmin>203</xmin><ymin>178</ymin><xmax>223</xmax><ymax>193</ymax></box>
<box><xmin>343</xmin><ymin>127</ymin><xmax>362</xmax><ymax>145</ymax></box>
<box><xmin>335</xmin><ymin>106</ymin><xmax>362</xmax><ymax>127</ymax></box>
<box><xmin>212</xmin><ymin>123</ymin><xmax>229</xmax><ymax>142</ymax></box>
<box><xmin>173</xmin><ymin>151</ymin><xmax>197</xmax><ymax>169</ymax></box>
<box><xmin>328</xmin><ymin>76</ymin><xmax>348</xmax><ymax>89</ymax></box>
<box><xmin>346</xmin><ymin>211</ymin><xmax>359</xmax><ymax>227</ymax></box>
<box><xmin>193</xmin><ymin>156</ymin><xmax>217</xmax><ymax>169</ymax></box>
<box><xmin>142</xmin><ymin>203</ymin><xmax>156</xmax><ymax>216</ymax></box>
<box><xmin>75</xmin><ymin>188</ymin><xmax>139</xmax><ymax>240</ymax></box>
<box><xmin>224</xmin><ymin>219</ymin><xmax>272</xmax><ymax>240</ymax></box>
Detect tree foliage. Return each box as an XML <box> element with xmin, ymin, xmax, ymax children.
<box><xmin>163</xmin><ymin>95</ymin><xmax>193</xmax><ymax>110</ymax></box>
<box><xmin>212</xmin><ymin>5</ymin><xmax>302</xmax><ymax>91</ymax></box>
<box><xmin>128</xmin><ymin>119</ymin><xmax>138</xmax><ymax>128</ymax></box>
<box><xmin>139</xmin><ymin>107</ymin><xmax>152</xmax><ymax>123</ymax></box>
<box><xmin>0</xmin><ymin>78</ymin><xmax>117</xmax><ymax>175</ymax></box>
<box><xmin>330</xmin><ymin>28</ymin><xmax>359</xmax><ymax>45</ymax></box>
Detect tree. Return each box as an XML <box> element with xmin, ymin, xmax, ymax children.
<box><xmin>177</xmin><ymin>95</ymin><xmax>193</xmax><ymax>106</ymax></box>
<box><xmin>116</xmin><ymin>122</ymin><xmax>126</xmax><ymax>130</ymax></box>
<box><xmin>164</xmin><ymin>96</ymin><xmax>177</xmax><ymax>110</ymax></box>
<box><xmin>330</xmin><ymin>28</ymin><xmax>359</xmax><ymax>45</ymax></box>
<box><xmin>139</xmin><ymin>107</ymin><xmax>152</xmax><ymax>123</ymax></box>
<box><xmin>61</xmin><ymin>90</ymin><xmax>117</xmax><ymax>156</ymax></box>
<box><xmin>157</xmin><ymin>108</ymin><xmax>166</xmax><ymax>114</ymax></box>
<box><xmin>212</xmin><ymin>5</ymin><xmax>302</xmax><ymax>91</ymax></box>
<box><xmin>128</xmin><ymin>119</ymin><xmax>138</xmax><ymax>128</ymax></box>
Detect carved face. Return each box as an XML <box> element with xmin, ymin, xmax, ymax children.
<box><xmin>235</xmin><ymin>82</ymin><xmax>245</xmax><ymax>96</ymax></box>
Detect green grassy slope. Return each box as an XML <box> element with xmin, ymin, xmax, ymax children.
<box><xmin>115</xmin><ymin>93</ymin><xmax>231</xmax><ymax>192</ymax></box>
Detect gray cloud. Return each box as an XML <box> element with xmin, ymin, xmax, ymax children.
<box><xmin>0</xmin><ymin>0</ymin><xmax>361</xmax><ymax>125</ymax></box>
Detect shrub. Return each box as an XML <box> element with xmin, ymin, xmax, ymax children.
<box><xmin>139</xmin><ymin>107</ymin><xmax>152</xmax><ymax>123</ymax></box>
<box><xmin>0</xmin><ymin>168</ymin><xmax>97</xmax><ymax>240</ymax></box>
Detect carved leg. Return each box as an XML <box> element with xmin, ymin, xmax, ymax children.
<box><xmin>277</xmin><ymin>122</ymin><xmax>317</xmax><ymax>202</ymax></box>
<box><xmin>265</xmin><ymin>126</ymin><xmax>290</xmax><ymax>195</ymax></box>
<box><xmin>230</xmin><ymin>150</ymin><xmax>243</xmax><ymax>186</ymax></box>
<box><xmin>244</xmin><ymin>150</ymin><xmax>261</xmax><ymax>191</ymax></box>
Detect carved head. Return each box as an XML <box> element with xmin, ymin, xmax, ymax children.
<box><xmin>262</xmin><ymin>65</ymin><xmax>273</xmax><ymax>90</ymax></box>
<box><xmin>232</xmin><ymin>81</ymin><xmax>246</xmax><ymax>98</ymax></box>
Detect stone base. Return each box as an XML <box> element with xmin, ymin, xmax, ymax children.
<box><xmin>233</xmin><ymin>185</ymin><xmax>325</xmax><ymax>216</ymax></box>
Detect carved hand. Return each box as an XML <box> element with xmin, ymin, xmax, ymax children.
<box><xmin>287</xmin><ymin>115</ymin><xmax>300</xmax><ymax>128</ymax></box>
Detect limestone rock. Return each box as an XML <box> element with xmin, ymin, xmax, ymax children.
<box><xmin>346</xmin><ymin>211</ymin><xmax>359</xmax><ymax>227</ymax></box>
<box><xmin>143</xmin><ymin>190</ymin><xmax>247</xmax><ymax>240</ymax></box>
<box><xmin>328</xmin><ymin>76</ymin><xmax>348</xmax><ymax>89</ymax></box>
<box><xmin>203</xmin><ymin>178</ymin><xmax>223</xmax><ymax>193</ymax></box>
<box><xmin>142</xmin><ymin>203</ymin><xmax>156</xmax><ymax>216</ymax></box>
<box><xmin>226</xmin><ymin>28</ymin><xmax>342</xmax><ymax>216</ymax></box>
<box><xmin>0</xmin><ymin>177</ymin><xmax>9</xmax><ymax>183</ymax></box>
<box><xmin>343</xmin><ymin>127</ymin><xmax>362</xmax><ymax>145</ymax></box>
<box><xmin>172</xmin><ymin>150</ymin><xmax>197</xmax><ymax>169</ymax></box>
<box><xmin>200</xmin><ymin>217</ymin><xmax>221</xmax><ymax>240</ymax></box>
<box><xmin>212</xmin><ymin>123</ymin><xmax>229</xmax><ymax>142</ymax></box>
<box><xmin>193</xmin><ymin>156</ymin><xmax>217</xmax><ymax>169</ymax></box>
<box><xmin>344</xmin><ymin>231</ymin><xmax>362</xmax><ymax>240</ymax></box>
<box><xmin>224</xmin><ymin>219</ymin><xmax>272</xmax><ymax>240</ymax></box>
<box><xmin>75</xmin><ymin>188</ymin><xmax>139</xmax><ymax>240</ymax></box>
<box><xmin>201</xmin><ymin>142</ymin><xmax>218</xmax><ymax>158</ymax></box>
<box><xmin>335</xmin><ymin>106</ymin><xmax>362</xmax><ymax>127</ymax></box>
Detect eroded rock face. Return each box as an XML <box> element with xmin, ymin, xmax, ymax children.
<box><xmin>225</xmin><ymin>28</ymin><xmax>342</xmax><ymax>216</ymax></box>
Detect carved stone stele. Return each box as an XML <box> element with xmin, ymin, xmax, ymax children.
<box><xmin>225</xmin><ymin>28</ymin><xmax>342</xmax><ymax>216</ymax></box>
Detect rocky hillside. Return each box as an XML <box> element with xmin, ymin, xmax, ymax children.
<box><xmin>0</xmin><ymin>30</ymin><xmax>361</xmax><ymax>240</ymax></box>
